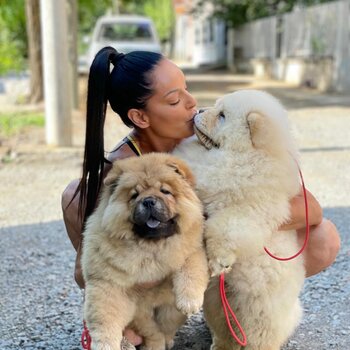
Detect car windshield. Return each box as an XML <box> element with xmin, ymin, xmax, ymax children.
<box><xmin>98</xmin><ymin>22</ymin><xmax>154</xmax><ymax>42</ymax></box>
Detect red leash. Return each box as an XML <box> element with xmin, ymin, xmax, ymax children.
<box><xmin>219</xmin><ymin>273</ymin><xmax>247</xmax><ymax>346</ymax></box>
<box><xmin>220</xmin><ymin>162</ymin><xmax>309</xmax><ymax>346</ymax></box>
<box><xmin>81</xmin><ymin>289</ymin><xmax>92</xmax><ymax>349</ymax></box>
<box><xmin>264</xmin><ymin>166</ymin><xmax>310</xmax><ymax>261</ymax></box>
<box><xmin>81</xmin><ymin>320</ymin><xmax>92</xmax><ymax>350</ymax></box>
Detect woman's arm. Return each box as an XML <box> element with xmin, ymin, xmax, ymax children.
<box><xmin>299</xmin><ymin>219</ymin><xmax>340</xmax><ymax>277</ymax></box>
<box><xmin>280</xmin><ymin>188</ymin><xmax>341</xmax><ymax>277</ymax></box>
<box><xmin>61</xmin><ymin>179</ymin><xmax>85</xmax><ymax>288</ymax></box>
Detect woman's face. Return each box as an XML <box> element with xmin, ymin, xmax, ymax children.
<box><xmin>142</xmin><ymin>58</ymin><xmax>198</xmax><ymax>140</ymax></box>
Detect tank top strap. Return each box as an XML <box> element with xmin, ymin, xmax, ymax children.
<box><xmin>124</xmin><ymin>135</ymin><xmax>142</xmax><ymax>156</ymax></box>
<box><xmin>105</xmin><ymin>135</ymin><xmax>142</xmax><ymax>164</ymax></box>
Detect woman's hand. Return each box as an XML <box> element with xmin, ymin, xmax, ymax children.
<box><xmin>279</xmin><ymin>188</ymin><xmax>323</xmax><ymax>231</ymax></box>
<box><xmin>280</xmin><ymin>188</ymin><xmax>340</xmax><ymax>277</ymax></box>
<box><xmin>123</xmin><ymin>329</ymin><xmax>143</xmax><ymax>346</ymax></box>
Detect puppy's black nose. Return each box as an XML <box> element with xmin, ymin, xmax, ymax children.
<box><xmin>198</xmin><ymin>107</ymin><xmax>208</xmax><ymax>113</ymax></box>
<box><xmin>142</xmin><ymin>197</ymin><xmax>156</xmax><ymax>208</ymax></box>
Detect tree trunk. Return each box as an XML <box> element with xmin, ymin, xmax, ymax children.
<box><xmin>67</xmin><ymin>0</ymin><xmax>79</xmax><ymax>109</ymax></box>
<box><xmin>25</xmin><ymin>0</ymin><xmax>43</xmax><ymax>104</ymax></box>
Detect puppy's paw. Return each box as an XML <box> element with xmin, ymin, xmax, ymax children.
<box><xmin>206</xmin><ymin>239</ymin><xmax>237</xmax><ymax>277</ymax></box>
<box><xmin>121</xmin><ymin>337</ymin><xmax>137</xmax><ymax>350</ymax></box>
<box><xmin>91</xmin><ymin>336</ymin><xmax>122</xmax><ymax>350</ymax></box>
<box><xmin>208</xmin><ymin>255</ymin><xmax>236</xmax><ymax>277</ymax></box>
<box><xmin>165</xmin><ymin>338</ymin><xmax>175</xmax><ymax>350</ymax></box>
<box><xmin>139</xmin><ymin>339</ymin><xmax>166</xmax><ymax>350</ymax></box>
<box><xmin>176</xmin><ymin>294</ymin><xmax>203</xmax><ymax>316</ymax></box>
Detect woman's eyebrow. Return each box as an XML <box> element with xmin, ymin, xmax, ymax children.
<box><xmin>163</xmin><ymin>89</ymin><xmax>179</xmax><ymax>98</ymax></box>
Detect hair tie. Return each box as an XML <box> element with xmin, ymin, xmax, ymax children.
<box><xmin>111</xmin><ymin>52</ymin><xmax>125</xmax><ymax>66</ymax></box>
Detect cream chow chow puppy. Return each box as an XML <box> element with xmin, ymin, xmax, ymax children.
<box><xmin>174</xmin><ymin>90</ymin><xmax>306</xmax><ymax>350</ymax></box>
<box><xmin>81</xmin><ymin>153</ymin><xmax>209</xmax><ymax>350</ymax></box>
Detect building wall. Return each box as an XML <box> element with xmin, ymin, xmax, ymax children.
<box><xmin>173</xmin><ymin>0</ymin><xmax>226</xmax><ymax>66</ymax></box>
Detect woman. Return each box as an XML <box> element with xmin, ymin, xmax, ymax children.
<box><xmin>61</xmin><ymin>47</ymin><xmax>340</xmax><ymax>346</ymax></box>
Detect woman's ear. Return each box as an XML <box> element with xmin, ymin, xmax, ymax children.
<box><xmin>127</xmin><ymin>109</ymin><xmax>150</xmax><ymax>129</ymax></box>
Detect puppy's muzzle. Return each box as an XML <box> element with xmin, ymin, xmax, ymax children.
<box><xmin>132</xmin><ymin>197</ymin><xmax>178</xmax><ymax>240</ymax></box>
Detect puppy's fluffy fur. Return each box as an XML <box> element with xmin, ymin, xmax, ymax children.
<box><xmin>174</xmin><ymin>90</ymin><xmax>305</xmax><ymax>350</ymax></box>
<box><xmin>81</xmin><ymin>153</ymin><xmax>209</xmax><ymax>350</ymax></box>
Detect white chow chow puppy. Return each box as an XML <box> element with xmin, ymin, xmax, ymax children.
<box><xmin>174</xmin><ymin>90</ymin><xmax>306</xmax><ymax>350</ymax></box>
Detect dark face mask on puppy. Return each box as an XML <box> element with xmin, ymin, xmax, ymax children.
<box><xmin>132</xmin><ymin>195</ymin><xmax>179</xmax><ymax>240</ymax></box>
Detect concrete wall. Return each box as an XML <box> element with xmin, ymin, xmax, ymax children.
<box><xmin>230</xmin><ymin>0</ymin><xmax>350</xmax><ymax>92</ymax></box>
<box><xmin>234</xmin><ymin>16</ymin><xmax>277</xmax><ymax>60</ymax></box>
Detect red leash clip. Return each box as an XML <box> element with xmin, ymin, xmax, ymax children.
<box><xmin>81</xmin><ymin>320</ymin><xmax>92</xmax><ymax>350</ymax></box>
<box><xmin>220</xmin><ymin>273</ymin><xmax>247</xmax><ymax>346</ymax></box>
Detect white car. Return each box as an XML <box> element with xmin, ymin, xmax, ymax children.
<box><xmin>87</xmin><ymin>15</ymin><xmax>162</xmax><ymax>67</ymax></box>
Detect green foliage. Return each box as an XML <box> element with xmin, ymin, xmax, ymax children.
<box><xmin>0</xmin><ymin>112</ymin><xmax>44</xmax><ymax>137</ymax></box>
<box><xmin>0</xmin><ymin>31</ymin><xmax>25</xmax><ymax>75</ymax></box>
<box><xmin>195</xmin><ymin>0</ymin><xmax>337</xmax><ymax>28</ymax></box>
<box><xmin>143</xmin><ymin>0</ymin><xmax>175</xmax><ymax>42</ymax></box>
<box><xmin>78</xmin><ymin>0</ymin><xmax>114</xmax><ymax>53</ymax></box>
<box><xmin>0</xmin><ymin>0</ymin><xmax>27</xmax><ymax>74</ymax></box>
<box><xmin>78</xmin><ymin>0</ymin><xmax>114</xmax><ymax>35</ymax></box>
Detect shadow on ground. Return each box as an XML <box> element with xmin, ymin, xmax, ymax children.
<box><xmin>184</xmin><ymin>68</ymin><xmax>350</xmax><ymax>110</ymax></box>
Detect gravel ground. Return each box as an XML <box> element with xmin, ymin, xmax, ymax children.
<box><xmin>0</xmin><ymin>73</ymin><xmax>349</xmax><ymax>349</ymax></box>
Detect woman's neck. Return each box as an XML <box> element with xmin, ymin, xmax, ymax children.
<box><xmin>130</xmin><ymin>129</ymin><xmax>180</xmax><ymax>154</ymax></box>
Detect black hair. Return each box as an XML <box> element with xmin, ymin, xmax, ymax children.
<box><xmin>75</xmin><ymin>46</ymin><xmax>162</xmax><ymax>225</ymax></box>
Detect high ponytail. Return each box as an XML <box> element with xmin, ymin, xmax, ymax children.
<box><xmin>74</xmin><ymin>46</ymin><xmax>162</xmax><ymax>226</ymax></box>
<box><xmin>77</xmin><ymin>47</ymin><xmax>116</xmax><ymax>224</ymax></box>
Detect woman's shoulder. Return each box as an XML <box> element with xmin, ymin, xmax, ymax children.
<box><xmin>107</xmin><ymin>142</ymin><xmax>136</xmax><ymax>162</ymax></box>
<box><xmin>103</xmin><ymin>142</ymin><xmax>137</xmax><ymax>177</ymax></box>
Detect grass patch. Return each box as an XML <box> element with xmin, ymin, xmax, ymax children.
<box><xmin>0</xmin><ymin>112</ymin><xmax>44</xmax><ymax>137</ymax></box>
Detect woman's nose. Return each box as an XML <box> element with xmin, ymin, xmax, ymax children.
<box><xmin>185</xmin><ymin>91</ymin><xmax>197</xmax><ymax>109</ymax></box>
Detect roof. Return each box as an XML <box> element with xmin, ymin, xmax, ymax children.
<box><xmin>97</xmin><ymin>15</ymin><xmax>153</xmax><ymax>24</ymax></box>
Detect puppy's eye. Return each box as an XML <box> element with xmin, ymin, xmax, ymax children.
<box><xmin>218</xmin><ymin>112</ymin><xmax>225</xmax><ymax>122</ymax></box>
<box><xmin>130</xmin><ymin>192</ymin><xmax>139</xmax><ymax>200</ymax></box>
<box><xmin>160</xmin><ymin>188</ymin><xmax>172</xmax><ymax>196</ymax></box>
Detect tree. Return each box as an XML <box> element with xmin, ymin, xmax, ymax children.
<box><xmin>194</xmin><ymin>0</ymin><xmax>337</xmax><ymax>28</ymax></box>
<box><xmin>0</xmin><ymin>0</ymin><xmax>26</xmax><ymax>74</ymax></box>
<box><xmin>143</xmin><ymin>0</ymin><xmax>175</xmax><ymax>43</ymax></box>
<box><xmin>25</xmin><ymin>0</ymin><xmax>43</xmax><ymax>103</ymax></box>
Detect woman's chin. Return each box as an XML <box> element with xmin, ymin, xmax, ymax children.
<box><xmin>185</xmin><ymin>124</ymin><xmax>195</xmax><ymax>137</ymax></box>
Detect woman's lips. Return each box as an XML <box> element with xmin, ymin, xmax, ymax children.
<box><xmin>188</xmin><ymin>110</ymin><xmax>199</xmax><ymax>122</ymax></box>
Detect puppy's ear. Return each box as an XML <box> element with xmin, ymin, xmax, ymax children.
<box><xmin>167</xmin><ymin>158</ymin><xmax>196</xmax><ymax>187</ymax></box>
<box><xmin>247</xmin><ymin>112</ymin><xmax>281</xmax><ymax>154</ymax></box>
<box><xmin>104</xmin><ymin>163</ymin><xmax>123</xmax><ymax>187</ymax></box>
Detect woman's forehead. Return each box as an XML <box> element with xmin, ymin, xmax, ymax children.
<box><xmin>151</xmin><ymin>59</ymin><xmax>186</xmax><ymax>94</ymax></box>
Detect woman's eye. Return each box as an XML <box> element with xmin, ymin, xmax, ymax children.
<box><xmin>170</xmin><ymin>100</ymin><xmax>180</xmax><ymax>106</ymax></box>
<box><xmin>130</xmin><ymin>192</ymin><xmax>139</xmax><ymax>200</ymax></box>
<box><xmin>160</xmin><ymin>188</ymin><xmax>172</xmax><ymax>195</ymax></box>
